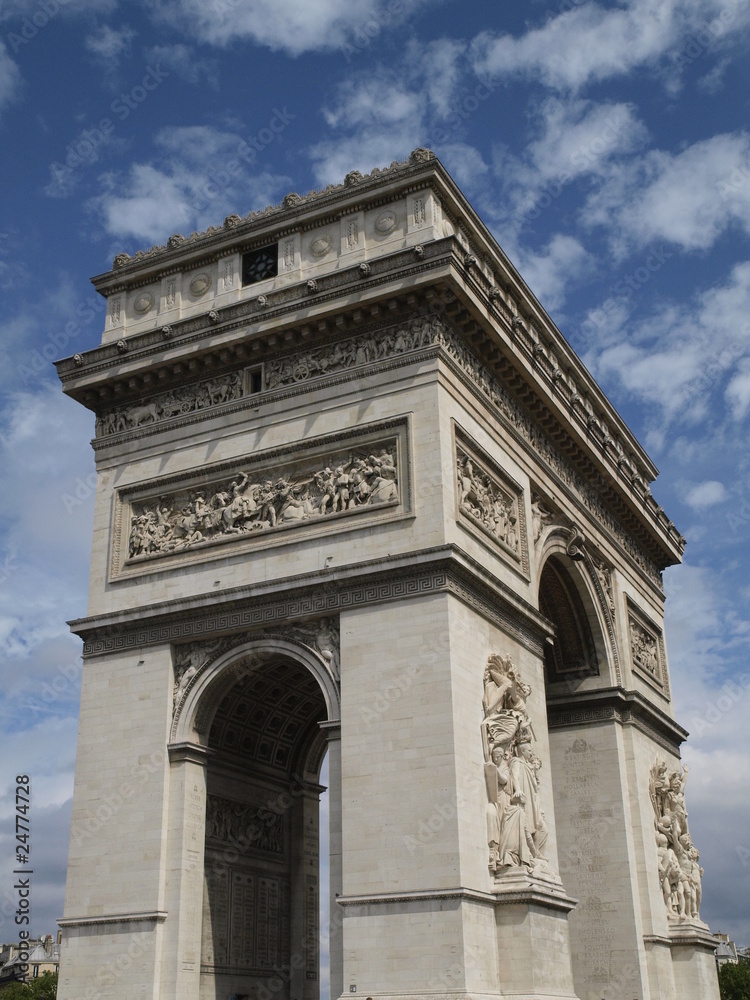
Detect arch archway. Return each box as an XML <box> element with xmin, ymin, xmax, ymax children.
<box><xmin>169</xmin><ymin>638</ymin><xmax>340</xmax><ymax>1000</ymax></box>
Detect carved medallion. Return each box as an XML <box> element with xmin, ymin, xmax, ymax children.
<box><xmin>374</xmin><ymin>210</ymin><xmax>397</xmax><ymax>234</ymax></box>
<box><xmin>189</xmin><ymin>272</ymin><xmax>212</xmax><ymax>296</ymax></box>
<box><xmin>310</xmin><ymin>235</ymin><xmax>334</xmax><ymax>258</ymax></box>
<box><xmin>133</xmin><ymin>291</ymin><xmax>154</xmax><ymax>314</ymax></box>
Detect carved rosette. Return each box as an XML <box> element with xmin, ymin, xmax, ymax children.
<box><xmin>482</xmin><ymin>653</ymin><xmax>553</xmax><ymax>877</ymax></box>
<box><xmin>649</xmin><ymin>758</ymin><xmax>704</xmax><ymax>922</ymax></box>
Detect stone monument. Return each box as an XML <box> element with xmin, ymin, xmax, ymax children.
<box><xmin>55</xmin><ymin>149</ymin><xmax>720</xmax><ymax>1000</ymax></box>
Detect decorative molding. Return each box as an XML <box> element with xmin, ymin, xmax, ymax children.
<box><xmin>72</xmin><ymin>545</ymin><xmax>552</xmax><ymax>659</ymax></box>
<box><xmin>454</xmin><ymin>423</ymin><xmax>529</xmax><ymax>578</ymax></box>
<box><xmin>91</xmin><ymin>307</ymin><xmax>666</xmax><ymax>589</ymax></box>
<box><xmin>546</xmin><ymin>687</ymin><xmax>687</xmax><ymax>754</ymax></box>
<box><xmin>58</xmin><ymin>911</ymin><xmax>168</xmax><ymax>928</ymax></box>
<box><xmin>96</xmin><ymin>370</ymin><xmax>245</xmax><ymax>436</ymax></box>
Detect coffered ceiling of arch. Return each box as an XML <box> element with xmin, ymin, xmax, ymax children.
<box><xmin>208</xmin><ymin>659</ymin><xmax>326</xmax><ymax>774</ymax></box>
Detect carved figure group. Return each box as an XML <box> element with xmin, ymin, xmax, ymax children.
<box><xmin>631</xmin><ymin>620</ymin><xmax>659</xmax><ymax>676</ymax></box>
<box><xmin>649</xmin><ymin>758</ymin><xmax>703</xmax><ymax>919</ymax></box>
<box><xmin>128</xmin><ymin>447</ymin><xmax>399</xmax><ymax>559</ymax></box>
<box><xmin>482</xmin><ymin>653</ymin><xmax>548</xmax><ymax>873</ymax></box>
<box><xmin>457</xmin><ymin>454</ymin><xmax>519</xmax><ymax>553</ymax></box>
<box><xmin>264</xmin><ymin>313</ymin><xmax>444</xmax><ymax>390</ymax></box>
<box><xmin>96</xmin><ymin>372</ymin><xmax>243</xmax><ymax>435</ymax></box>
<box><xmin>206</xmin><ymin>795</ymin><xmax>283</xmax><ymax>854</ymax></box>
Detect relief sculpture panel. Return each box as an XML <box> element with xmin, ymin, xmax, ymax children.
<box><xmin>454</xmin><ymin>428</ymin><xmax>528</xmax><ymax>577</ymax></box>
<box><xmin>111</xmin><ymin>421</ymin><xmax>408</xmax><ymax>577</ymax></box>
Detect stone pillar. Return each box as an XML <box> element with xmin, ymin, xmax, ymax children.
<box><xmin>290</xmin><ymin>782</ymin><xmax>322</xmax><ymax>1000</ymax></box>
<box><xmin>159</xmin><ymin>745</ymin><xmax>209</xmax><ymax>1000</ymax></box>
<box><xmin>322</xmin><ymin>722</ymin><xmax>344</xmax><ymax>1000</ymax></box>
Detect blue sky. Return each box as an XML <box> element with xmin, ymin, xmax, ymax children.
<box><xmin>0</xmin><ymin>0</ymin><xmax>749</xmax><ymax>963</ymax></box>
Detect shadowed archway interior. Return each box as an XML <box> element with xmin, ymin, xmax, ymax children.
<box><xmin>539</xmin><ymin>555</ymin><xmax>599</xmax><ymax>685</ymax></box>
<box><xmin>200</xmin><ymin>656</ymin><xmax>328</xmax><ymax>1000</ymax></box>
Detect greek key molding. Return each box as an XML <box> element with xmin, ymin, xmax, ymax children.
<box><xmin>546</xmin><ymin>687</ymin><xmax>686</xmax><ymax>754</ymax></box>
<box><xmin>72</xmin><ymin>546</ymin><xmax>551</xmax><ymax>659</ymax></box>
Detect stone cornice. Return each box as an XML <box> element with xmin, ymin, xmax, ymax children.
<box><xmin>546</xmin><ymin>686</ymin><xmax>689</xmax><ymax>753</ymax></box>
<box><xmin>69</xmin><ymin>544</ymin><xmax>553</xmax><ymax>659</ymax></box>
<box><xmin>58</xmin><ymin>910</ymin><xmax>168</xmax><ymax>928</ymax></box>
<box><xmin>58</xmin><ymin>151</ymin><xmax>661</xmax><ymax>499</ymax></box>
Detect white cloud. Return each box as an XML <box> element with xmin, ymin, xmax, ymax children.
<box><xmin>89</xmin><ymin>125</ymin><xmax>290</xmax><ymax>244</ymax></box>
<box><xmin>143</xmin><ymin>43</ymin><xmax>219</xmax><ymax>87</ymax></box>
<box><xmin>310</xmin><ymin>51</ymin><xmax>480</xmax><ymax>186</ymax></box>
<box><xmin>509</xmin><ymin>233</ymin><xmax>593</xmax><ymax>313</ymax></box>
<box><xmin>586</xmin><ymin>260</ymin><xmax>750</xmax><ymax>427</ymax></box>
<box><xmin>471</xmin><ymin>0</ymin><xmax>750</xmax><ymax>93</ymax></box>
<box><xmin>0</xmin><ymin>39</ymin><xmax>21</xmax><ymax>118</ymax></box>
<box><xmin>84</xmin><ymin>23</ymin><xmax>135</xmax><ymax>62</ymax></box>
<box><xmin>684</xmin><ymin>480</ymin><xmax>728</xmax><ymax>509</ymax></box>
<box><xmin>583</xmin><ymin>131</ymin><xmax>750</xmax><ymax>253</ymax></box>
<box><xmin>725</xmin><ymin>358</ymin><xmax>750</xmax><ymax>420</ymax></box>
<box><xmin>146</xmin><ymin>0</ymin><xmax>414</xmax><ymax>55</ymax></box>
<box><xmin>489</xmin><ymin>97</ymin><xmax>648</xmax><ymax>232</ymax></box>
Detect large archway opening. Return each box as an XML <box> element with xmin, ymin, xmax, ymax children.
<box><xmin>539</xmin><ymin>554</ymin><xmax>601</xmax><ymax>690</ymax></box>
<box><xmin>199</xmin><ymin>655</ymin><xmax>329</xmax><ymax>1000</ymax></box>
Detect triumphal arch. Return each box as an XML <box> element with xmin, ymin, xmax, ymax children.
<box><xmin>56</xmin><ymin>150</ymin><xmax>719</xmax><ymax>1000</ymax></box>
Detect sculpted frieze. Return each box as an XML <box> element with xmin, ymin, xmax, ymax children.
<box><xmin>264</xmin><ymin>312</ymin><xmax>443</xmax><ymax>390</ymax></box>
<box><xmin>481</xmin><ymin>653</ymin><xmax>552</xmax><ymax>876</ymax></box>
<box><xmin>124</xmin><ymin>436</ymin><xmax>400</xmax><ymax>565</ymax></box>
<box><xmin>96</xmin><ymin>371</ymin><xmax>244</xmax><ymax>435</ymax></box>
<box><xmin>206</xmin><ymin>794</ymin><xmax>283</xmax><ymax>854</ymax></box>
<box><xmin>454</xmin><ymin>433</ymin><xmax>528</xmax><ymax>575</ymax></box>
<box><xmin>627</xmin><ymin>602</ymin><xmax>666</xmax><ymax>692</ymax></box>
<box><xmin>649</xmin><ymin>758</ymin><xmax>704</xmax><ymax>921</ymax></box>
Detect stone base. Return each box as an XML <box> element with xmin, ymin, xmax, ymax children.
<box><xmin>492</xmin><ymin>863</ymin><xmax>577</xmax><ymax>912</ymax></box>
<box><xmin>491</xmin><ymin>866</ymin><xmax>580</xmax><ymax>999</ymax></box>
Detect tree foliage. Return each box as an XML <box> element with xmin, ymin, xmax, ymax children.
<box><xmin>0</xmin><ymin>972</ymin><xmax>57</xmax><ymax>999</ymax></box>
<box><xmin>719</xmin><ymin>961</ymin><xmax>750</xmax><ymax>1000</ymax></box>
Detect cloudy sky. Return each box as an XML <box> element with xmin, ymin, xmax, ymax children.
<box><xmin>0</xmin><ymin>0</ymin><xmax>749</xmax><ymax>967</ymax></box>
